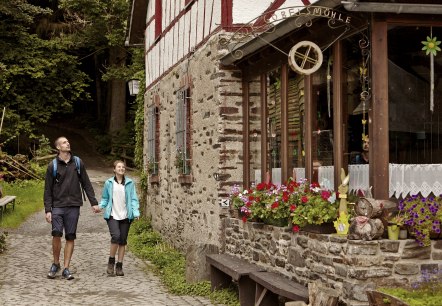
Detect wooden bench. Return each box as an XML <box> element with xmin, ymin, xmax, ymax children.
<box><xmin>250</xmin><ymin>271</ymin><xmax>309</xmax><ymax>306</ymax></box>
<box><xmin>0</xmin><ymin>195</ymin><xmax>16</xmax><ymax>219</ymax></box>
<box><xmin>206</xmin><ymin>253</ymin><xmax>263</xmax><ymax>306</ymax></box>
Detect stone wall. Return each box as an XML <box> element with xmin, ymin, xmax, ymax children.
<box><xmin>224</xmin><ymin>218</ymin><xmax>442</xmax><ymax>305</ymax></box>
<box><xmin>143</xmin><ymin>34</ymin><xmax>243</xmax><ymax>252</ymax></box>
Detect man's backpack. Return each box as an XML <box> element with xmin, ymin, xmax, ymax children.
<box><xmin>52</xmin><ymin>156</ymin><xmax>81</xmax><ymax>178</ymax></box>
<box><xmin>52</xmin><ymin>156</ymin><xmax>86</xmax><ymax>200</ymax></box>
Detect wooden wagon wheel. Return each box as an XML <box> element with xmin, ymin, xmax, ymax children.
<box><xmin>288</xmin><ymin>41</ymin><xmax>323</xmax><ymax>75</ymax></box>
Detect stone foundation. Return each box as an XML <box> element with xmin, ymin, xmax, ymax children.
<box><xmin>224</xmin><ymin>218</ymin><xmax>442</xmax><ymax>305</ymax></box>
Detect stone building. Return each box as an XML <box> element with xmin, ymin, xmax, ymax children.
<box><xmin>128</xmin><ymin>0</ymin><xmax>442</xmax><ymax>304</ymax></box>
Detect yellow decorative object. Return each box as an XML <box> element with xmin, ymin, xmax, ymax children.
<box><xmin>334</xmin><ymin>211</ymin><xmax>349</xmax><ymax>235</ymax></box>
<box><xmin>338</xmin><ymin>168</ymin><xmax>349</xmax><ymax>215</ymax></box>
<box><xmin>362</xmin><ymin>119</ymin><xmax>367</xmax><ymax>125</ymax></box>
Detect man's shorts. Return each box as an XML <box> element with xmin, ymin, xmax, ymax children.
<box><xmin>51</xmin><ymin>207</ymin><xmax>80</xmax><ymax>240</ymax></box>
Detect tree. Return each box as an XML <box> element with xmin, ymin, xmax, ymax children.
<box><xmin>0</xmin><ymin>0</ymin><xmax>90</xmax><ymax>146</ymax></box>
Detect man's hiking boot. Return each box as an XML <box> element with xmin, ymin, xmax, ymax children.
<box><xmin>47</xmin><ymin>263</ymin><xmax>60</xmax><ymax>279</ymax></box>
<box><xmin>62</xmin><ymin>268</ymin><xmax>74</xmax><ymax>280</ymax></box>
<box><xmin>115</xmin><ymin>262</ymin><xmax>124</xmax><ymax>276</ymax></box>
<box><xmin>107</xmin><ymin>257</ymin><xmax>115</xmax><ymax>275</ymax></box>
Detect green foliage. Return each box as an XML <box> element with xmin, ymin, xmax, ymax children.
<box><xmin>0</xmin><ymin>1</ymin><xmax>91</xmax><ymax>143</ymax></box>
<box><xmin>34</xmin><ymin>135</ymin><xmax>53</xmax><ymax>157</ymax></box>
<box><xmin>0</xmin><ymin>180</ymin><xmax>44</xmax><ymax>228</ymax></box>
<box><xmin>128</xmin><ymin>218</ymin><xmax>240</xmax><ymax>306</ymax></box>
<box><xmin>380</xmin><ymin>268</ymin><xmax>442</xmax><ymax>306</ymax></box>
<box><xmin>231</xmin><ymin>179</ymin><xmax>338</xmax><ymax>230</ymax></box>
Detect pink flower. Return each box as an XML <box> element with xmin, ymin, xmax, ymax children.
<box><xmin>301</xmin><ymin>196</ymin><xmax>308</xmax><ymax>203</ymax></box>
<box><xmin>292</xmin><ymin>225</ymin><xmax>300</xmax><ymax>233</ymax></box>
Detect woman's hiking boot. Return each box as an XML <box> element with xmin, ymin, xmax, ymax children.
<box><xmin>115</xmin><ymin>262</ymin><xmax>124</xmax><ymax>276</ymax></box>
<box><xmin>107</xmin><ymin>257</ymin><xmax>115</xmax><ymax>275</ymax></box>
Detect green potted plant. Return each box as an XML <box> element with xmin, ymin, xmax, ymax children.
<box><xmin>290</xmin><ymin>179</ymin><xmax>338</xmax><ymax>233</ymax></box>
<box><xmin>387</xmin><ymin>214</ymin><xmax>404</xmax><ymax>240</ymax></box>
<box><xmin>399</xmin><ymin>194</ymin><xmax>442</xmax><ymax>246</ymax></box>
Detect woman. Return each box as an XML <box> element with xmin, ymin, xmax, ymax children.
<box><xmin>99</xmin><ymin>160</ymin><xmax>140</xmax><ymax>276</ymax></box>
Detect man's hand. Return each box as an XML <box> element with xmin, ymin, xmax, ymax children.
<box><xmin>45</xmin><ymin>212</ymin><xmax>52</xmax><ymax>223</ymax></box>
<box><xmin>91</xmin><ymin>205</ymin><xmax>101</xmax><ymax>213</ymax></box>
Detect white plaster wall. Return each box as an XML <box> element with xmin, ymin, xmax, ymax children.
<box><xmin>232</xmin><ymin>0</ymin><xmax>273</xmax><ymax>24</ymax></box>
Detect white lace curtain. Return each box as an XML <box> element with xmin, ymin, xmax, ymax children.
<box><xmin>318</xmin><ymin>164</ymin><xmax>442</xmax><ymax>198</ymax></box>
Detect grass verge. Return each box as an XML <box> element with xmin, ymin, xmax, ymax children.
<box><xmin>0</xmin><ymin>180</ymin><xmax>44</xmax><ymax>228</ymax></box>
<box><xmin>128</xmin><ymin>218</ymin><xmax>240</xmax><ymax>306</ymax></box>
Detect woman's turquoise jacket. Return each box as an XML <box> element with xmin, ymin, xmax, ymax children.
<box><xmin>99</xmin><ymin>177</ymin><xmax>140</xmax><ymax>221</ymax></box>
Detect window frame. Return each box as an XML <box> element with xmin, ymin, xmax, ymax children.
<box><xmin>176</xmin><ymin>87</ymin><xmax>192</xmax><ymax>180</ymax></box>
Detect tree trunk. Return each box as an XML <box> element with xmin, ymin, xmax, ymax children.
<box><xmin>108</xmin><ymin>46</ymin><xmax>127</xmax><ymax>133</ymax></box>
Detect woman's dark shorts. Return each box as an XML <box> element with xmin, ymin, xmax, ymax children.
<box><xmin>106</xmin><ymin>217</ymin><xmax>131</xmax><ymax>245</ymax></box>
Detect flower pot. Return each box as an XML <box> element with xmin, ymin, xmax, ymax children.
<box><xmin>388</xmin><ymin>225</ymin><xmax>400</xmax><ymax>240</ymax></box>
<box><xmin>399</xmin><ymin>229</ymin><xmax>408</xmax><ymax>240</ymax></box>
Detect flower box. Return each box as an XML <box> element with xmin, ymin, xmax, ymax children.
<box><xmin>300</xmin><ymin>223</ymin><xmax>335</xmax><ymax>234</ymax></box>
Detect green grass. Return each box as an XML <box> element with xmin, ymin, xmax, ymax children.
<box><xmin>128</xmin><ymin>218</ymin><xmax>240</xmax><ymax>306</ymax></box>
<box><xmin>0</xmin><ymin>180</ymin><xmax>44</xmax><ymax>228</ymax></box>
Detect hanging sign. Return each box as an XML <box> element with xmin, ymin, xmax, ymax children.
<box><xmin>288</xmin><ymin>41</ymin><xmax>323</xmax><ymax>75</ymax></box>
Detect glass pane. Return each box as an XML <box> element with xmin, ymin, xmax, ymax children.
<box><xmin>287</xmin><ymin>70</ymin><xmax>305</xmax><ymax>180</ymax></box>
<box><xmin>388</xmin><ymin>26</ymin><xmax>442</xmax><ymax>164</ymax></box>
<box><xmin>267</xmin><ymin>68</ymin><xmax>282</xmax><ymax>185</ymax></box>
<box><xmin>312</xmin><ymin>53</ymin><xmax>334</xmax><ymax>183</ymax></box>
<box><xmin>345</xmin><ymin>34</ymin><xmax>370</xmax><ymax>166</ymax></box>
<box><xmin>249</xmin><ymin>77</ymin><xmax>262</xmax><ymax>186</ymax></box>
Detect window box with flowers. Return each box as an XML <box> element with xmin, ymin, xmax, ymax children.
<box><xmin>229</xmin><ymin>178</ymin><xmax>338</xmax><ymax>232</ymax></box>
<box><xmin>399</xmin><ymin>194</ymin><xmax>442</xmax><ymax>246</ymax></box>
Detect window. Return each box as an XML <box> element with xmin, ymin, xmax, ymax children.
<box><xmin>176</xmin><ymin>87</ymin><xmax>192</xmax><ymax>176</ymax></box>
<box><xmin>147</xmin><ymin>104</ymin><xmax>159</xmax><ymax>177</ymax></box>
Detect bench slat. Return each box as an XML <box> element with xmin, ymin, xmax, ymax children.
<box><xmin>0</xmin><ymin>196</ymin><xmax>16</xmax><ymax>207</ymax></box>
<box><xmin>206</xmin><ymin>254</ymin><xmax>262</xmax><ymax>281</ymax></box>
<box><xmin>250</xmin><ymin>271</ymin><xmax>309</xmax><ymax>302</ymax></box>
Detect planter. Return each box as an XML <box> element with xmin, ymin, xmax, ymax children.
<box><xmin>399</xmin><ymin>228</ymin><xmax>408</xmax><ymax>239</ymax></box>
<box><xmin>301</xmin><ymin>223</ymin><xmax>335</xmax><ymax>234</ymax></box>
<box><xmin>388</xmin><ymin>225</ymin><xmax>400</xmax><ymax>240</ymax></box>
<box><xmin>263</xmin><ymin>217</ymin><xmax>290</xmax><ymax>227</ymax></box>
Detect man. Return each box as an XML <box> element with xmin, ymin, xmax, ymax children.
<box><xmin>43</xmin><ymin>136</ymin><xmax>100</xmax><ymax>280</ymax></box>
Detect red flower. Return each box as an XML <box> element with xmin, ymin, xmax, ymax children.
<box><xmin>248</xmin><ymin>195</ymin><xmax>255</xmax><ymax>201</ymax></box>
<box><xmin>271</xmin><ymin>202</ymin><xmax>279</xmax><ymax>209</ymax></box>
<box><xmin>301</xmin><ymin>196</ymin><xmax>308</xmax><ymax>203</ymax></box>
<box><xmin>246</xmin><ymin>202</ymin><xmax>252</xmax><ymax>207</ymax></box>
<box><xmin>292</xmin><ymin>225</ymin><xmax>300</xmax><ymax>232</ymax></box>
<box><xmin>321</xmin><ymin>190</ymin><xmax>331</xmax><ymax>200</ymax></box>
<box><xmin>290</xmin><ymin>204</ymin><xmax>297</xmax><ymax>212</ymax></box>
<box><xmin>256</xmin><ymin>183</ymin><xmax>266</xmax><ymax>191</ymax></box>
<box><xmin>311</xmin><ymin>182</ymin><xmax>320</xmax><ymax>188</ymax></box>
<box><xmin>242</xmin><ymin>216</ymin><xmax>248</xmax><ymax>223</ymax></box>
<box><xmin>282</xmin><ymin>191</ymin><xmax>289</xmax><ymax>202</ymax></box>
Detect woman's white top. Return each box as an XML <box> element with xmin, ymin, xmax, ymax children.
<box><xmin>111</xmin><ymin>179</ymin><xmax>127</xmax><ymax>220</ymax></box>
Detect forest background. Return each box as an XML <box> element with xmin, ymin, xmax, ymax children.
<box><xmin>0</xmin><ymin>0</ymin><xmax>144</xmax><ymax>160</ymax></box>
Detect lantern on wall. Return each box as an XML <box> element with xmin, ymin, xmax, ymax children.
<box><xmin>128</xmin><ymin>79</ymin><xmax>140</xmax><ymax>96</ymax></box>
